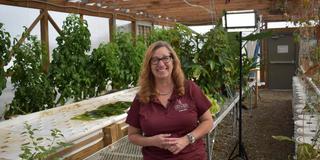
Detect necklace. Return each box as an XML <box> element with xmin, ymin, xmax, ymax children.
<box><xmin>157</xmin><ymin>89</ymin><xmax>173</xmax><ymax>96</ymax></box>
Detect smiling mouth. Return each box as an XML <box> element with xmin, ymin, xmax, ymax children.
<box><xmin>157</xmin><ymin>67</ymin><xmax>168</xmax><ymax>72</ymax></box>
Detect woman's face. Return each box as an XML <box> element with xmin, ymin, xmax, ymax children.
<box><xmin>150</xmin><ymin>47</ymin><xmax>173</xmax><ymax>81</ymax></box>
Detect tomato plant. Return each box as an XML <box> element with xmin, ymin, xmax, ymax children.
<box><xmin>5</xmin><ymin>33</ymin><xmax>55</xmax><ymax>116</ymax></box>
<box><xmin>88</xmin><ymin>42</ymin><xmax>120</xmax><ymax>96</ymax></box>
<box><xmin>49</xmin><ymin>14</ymin><xmax>91</xmax><ymax>105</ymax></box>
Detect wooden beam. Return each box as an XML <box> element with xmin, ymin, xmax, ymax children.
<box><xmin>8</xmin><ymin>11</ymin><xmax>45</xmax><ymax>59</ymax></box>
<box><xmin>263</xmin><ymin>14</ymin><xmax>290</xmax><ymax>22</ymax></box>
<box><xmin>50</xmin><ymin>132</ymin><xmax>104</xmax><ymax>159</ymax></box>
<box><xmin>109</xmin><ymin>13</ymin><xmax>116</xmax><ymax>42</ymax></box>
<box><xmin>48</xmin><ymin>13</ymin><xmax>62</xmax><ymax>35</ymax></box>
<box><xmin>86</xmin><ymin>0</ymin><xmax>299</xmax><ymax>25</ymax></box>
<box><xmin>40</xmin><ymin>9</ymin><xmax>49</xmax><ymax>73</ymax></box>
<box><xmin>0</xmin><ymin>0</ymin><xmax>174</xmax><ymax>26</ymax></box>
<box><xmin>64</xmin><ymin>140</ymin><xmax>104</xmax><ymax>160</ymax></box>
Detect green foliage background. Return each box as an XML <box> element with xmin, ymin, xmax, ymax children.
<box><xmin>1</xmin><ymin>15</ymin><xmax>258</xmax><ymax>116</ymax></box>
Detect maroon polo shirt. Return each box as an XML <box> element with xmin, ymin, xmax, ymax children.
<box><xmin>126</xmin><ymin>80</ymin><xmax>211</xmax><ymax>160</ymax></box>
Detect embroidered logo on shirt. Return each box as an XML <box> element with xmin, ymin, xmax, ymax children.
<box><xmin>174</xmin><ymin>99</ymin><xmax>189</xmax><ymax>112</ymax></box>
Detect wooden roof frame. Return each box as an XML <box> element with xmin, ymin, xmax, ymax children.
<box><xmin>0</xmin><ymin>0</ymin><xmax>175</xmax><ymax>26</ymax></box>
<box><xmin>0</xmin><ymin>0</ymin><xmax>301</xmax><ymax>26</ymax></box>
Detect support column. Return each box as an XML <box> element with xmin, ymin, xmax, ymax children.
<box><xmin>131</xmin><ymin>20</ymin><xmax>136</xmax><ymax>44</ymax></box>
<box><xmin>80</xmin><ymin>14</ymin><xmax>84</xmax><ymax>21</ymax></box>
<box><xmin>109</xmin><ymin>14</ymin><xmax>116</xmax><ymax>42</ymax></box>
<box><xmin>40</xmin><ymin>9</ymin><xmax>49</xmax><ymax>73</ymax></box>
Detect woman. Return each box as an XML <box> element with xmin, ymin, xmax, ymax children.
<box><xmin>126</xmin><ymin>41</ymin><xmax>213</xmax><ymax>160</ymax></box>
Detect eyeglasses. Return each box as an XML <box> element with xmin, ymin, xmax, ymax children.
<box><xmin>150</xmin><ymin>55</ymin><xmax>173</xmax><ymax>65</ymax></box>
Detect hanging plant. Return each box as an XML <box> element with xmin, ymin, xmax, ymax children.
<box><xmin>0</xmin><ymin>23</ymin><xmax>11</xmax><ymax>96</ymax></box>
<box><xmin>49</xmin><ymin>14</ymin><xmax>91</xmax><ymax>105</ymax></box>
<box><xmin>5</xmin><ymin>32</ymin><xmax>55</xmax><ymax>117</ymax></box>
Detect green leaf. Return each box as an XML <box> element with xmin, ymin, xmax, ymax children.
<box><xmin>272</xmin><ymin>135</ymin><xmax>294</xmax><ymax>142</ymax></box>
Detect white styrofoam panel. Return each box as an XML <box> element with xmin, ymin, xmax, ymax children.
<box><xmin>0</xmin><ymin>87</ymin><xmax>138</xmax><ymax>159</ymax></box>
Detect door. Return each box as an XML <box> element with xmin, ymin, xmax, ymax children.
<box><xmin>267</xmin><ymin>32</ymin><xmax>296</xmax><ymax>89</ymax></box>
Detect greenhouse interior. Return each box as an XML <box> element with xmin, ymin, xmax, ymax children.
<box><xmin>0</xmin><ymin>0</ymin><xmax>319</xmax><ymax>159</ymax></box>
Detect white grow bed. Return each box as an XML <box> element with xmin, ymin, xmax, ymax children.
<box><xmin>0</xmin><ymin>87</ymin><xmax>138</xmax><ymax>160</ymax></box>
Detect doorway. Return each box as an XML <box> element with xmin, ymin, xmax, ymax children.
<box><xmin>267</xmin><ymin>32</ymin><xmax>297</xmax><ymax>89</ymax></box>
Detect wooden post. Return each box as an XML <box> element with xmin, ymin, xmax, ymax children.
<box><xmin>102</xmin><ymin>124</ymin><xmax>122</xmax><ymax>146</ymax></box>
<box><xmin>131</xmin><ymin>20</ymin><xmax>137</xmax><ymax>44</ymax></box>
<box><xmin>40</xmin><ymin>9</ymin><xmax>49</xmax><ymax>73</ymax></box>
<box><xmin>109</xmin><ymin>14</ymin><xmax>116</xmax><ymax>42</ymax></box>
<box><xmin>116</xmin><ymin>119</ymin><xmax>129</xmax><ymax>136</ymax></box>
<box><xmin>80</xmin><ymin>14</ymin><xmax>84</xmax><ymax>21</ymax></box>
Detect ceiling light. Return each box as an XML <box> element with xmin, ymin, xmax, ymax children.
<box><xmin>67</xmin><ymin>0</ymin><xmax>83</xmax><ymax>2</ymax></box>
<box><xmin>86</xmin><ymin>2</ymin><xmax>95</xmax><ymax>6</ymax></box>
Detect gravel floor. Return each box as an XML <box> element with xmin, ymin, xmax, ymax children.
<box><xmin>212</xmin><ymin>89</ymin><xmax>295</xmax><ymax>160</ymax></box>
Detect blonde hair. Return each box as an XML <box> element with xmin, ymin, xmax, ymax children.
<box><xmin>138</xmin><ymin>41</ymin><xmax>185</xmax><ymax>103</ymax></box>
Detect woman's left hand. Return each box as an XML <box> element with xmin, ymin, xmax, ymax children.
<box><xmin>167</xmin><ymin>136</ymin><xmax>189</xmax><ymax>154</ymax></box>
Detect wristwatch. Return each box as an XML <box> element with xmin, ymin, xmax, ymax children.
<box><xmin>186</xmin><ymin>133</ymin><xmax>196</xmax><ymax>144</ymax></box>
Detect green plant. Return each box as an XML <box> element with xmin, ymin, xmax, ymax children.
<box><xmin>49</xmin><ymin>14</ymin><xmax>91</xmax><ymax>104</ymax></box>
<box><xmin>0</xmin><ymin>22</ymin><xmax>11</xmax><ymax>96</ymax></box>
<box><xmin>195</xmin><ymin>26</ymin><xmax>237</xmax><ymax>100</ymax></box>
<box><xmin>87</xmin><ymin>42</ymin><xmax>120</xmax><ymax>96</ymax></box>
<box><xmin>206</xmin><ymin>94</ymin><xmax>221</xmax><ymax>117</ymax></box>
<box><xmin>273</xmin><ymin>135</ymin><xmax>320</xmax><ymax>160</ymax></box>
<box><xmin>172</xmin><ymin>24</ymin><xmax>204</xmax><ymax>81</ymax></box>
<box><xmin>5</xmin><ymin>31</ymin><xmax>55</xmax><ymax>116</ymax></box>
<box><xmin>19</xmin><ymin>122</ymin><xmax>69</xmax><ymax>160</ymax></box>
<box><xmin>112</xmin><ymin>32</ymin><xmax>145</xmax><ymax>89</ymax></box>
<box><xmin>146</xmin><ymin>27</ymin><xmax>179</xmax><ymax>46</ymax></box>
<box><xmin>72</xmin><ymin>101</ymin><xmax>131</xmax><ymax>121</ymax></box>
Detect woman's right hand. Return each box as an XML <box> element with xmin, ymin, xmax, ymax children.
<box><xmin>151</xmin><ymin>134</ymin><xmax>177</xmax><ymax>149</ymax></box>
